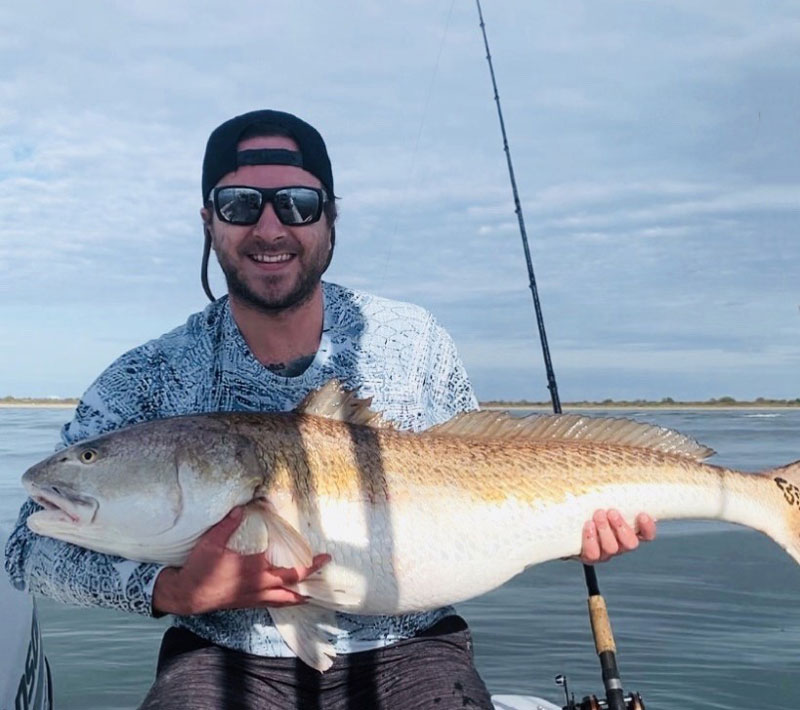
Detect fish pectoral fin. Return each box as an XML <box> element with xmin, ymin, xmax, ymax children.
<box><xmin>254</xmin><ymin>501</ymin><xmax>314</xmax><ymax>569</ymax></box>
<box><xmin>268</xmin><ymin>605</ymin><xmax>338</xmax><ymax>672</ymax></box>
<box><xmin>226</xmin><ymin>503</ymin><xmax>271</xmax><ymax>555</ymax></box>
<box><xmin>291</xmin><ymin>576</ymin><xmax>362</xmax><ymax>610</ymax></box>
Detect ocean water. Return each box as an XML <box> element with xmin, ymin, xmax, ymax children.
<box><xmin>1</xmin><ymin>407</ymin><xmax>799</xmax><ymax>709</ymax></box>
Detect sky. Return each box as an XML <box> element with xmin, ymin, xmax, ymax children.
<box><xmin>0</xmin><ymin>0</ymin><xmax>798</xmax><ymax>402</ymax></box>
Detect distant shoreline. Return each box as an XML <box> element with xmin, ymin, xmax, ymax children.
<box><xmin>0</xmin><ymin>401</ymin><xmax>78</xmax><ymax>409</ymax></box>
<box><xmin>483</xmin><ymin>399</ymin><xmax>799</xmax><ymax>410</ymax></box>
<box><xmin>1</xmin><ymin>398</ymin><xmax>797</xmax><ymax>411</ymax></box>
<box><xmin>483</xmin><ymin>404</ymin><xmax>799</xmax><ymax>411</ymax></box>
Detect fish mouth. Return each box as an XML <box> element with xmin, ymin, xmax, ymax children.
<box><xmin>24</xmin><ymin>481</ymin><xmax>99</xmax><ymax>526</ymax></box>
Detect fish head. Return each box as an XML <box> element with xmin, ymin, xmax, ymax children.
<box><xmin>22</xmin><ymin>426</ymin><xmax>187</xmax><ymax>552</ymax></box>
<box><xmin>21</xmin><ymin>416</ymin><xmax>261</xmax><ymax>563</ymax></box>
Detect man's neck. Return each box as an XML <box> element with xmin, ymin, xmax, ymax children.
<box><xmin>228</xmin><ymin>285</ymin><xmax>325</xmax><ymax>369</ymax></box>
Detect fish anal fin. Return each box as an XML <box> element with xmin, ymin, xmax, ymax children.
<box><xmin>268</xmin><ymin>605</ymin><xmax>338</xmax><ymax>672</ymax></box>
<box><xmin>296</xmin><ymin>380</ymin><xmax>396</xmax><ymax>429</ymax></box>
<box><xmin>427</xmin><ymin>411</ymin><xmax>715</xmax><ymax>461</ymax></box>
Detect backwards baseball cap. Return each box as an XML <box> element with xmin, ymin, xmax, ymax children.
<box><xmin>202</xmin><ymin>109</ymin><xmax>334</xmax><ymax>202</ymax></box>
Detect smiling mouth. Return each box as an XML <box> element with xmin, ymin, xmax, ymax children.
<box><xmin>249</xmin><ymin>253</ymin><xmax>294</xmax><ymax>264</ymax></box>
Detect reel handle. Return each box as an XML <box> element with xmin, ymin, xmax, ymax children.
<box><xmin>555</xmin><ymin>674</ymin><xmax>645</xmax><ymax>710</ymax></box>
<box><xmin>561</xmin><ymin>692</ymin><xmax>645</xmax><ymax>710</ymax></box>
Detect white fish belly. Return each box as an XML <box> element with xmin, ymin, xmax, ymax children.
<box><xmin>297</xmin><ymin>475</ymin><xmax>775</xmax><ymax>615</ymax></box>
<box><xmin>299</xmin><ymin>492</ymin><xmax>552</xmax><ymax>614</ymax></box>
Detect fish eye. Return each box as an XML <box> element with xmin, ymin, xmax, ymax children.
<box><xmin>79</xmin><ymin>449</ymin><xmax>98</xmax><ymax>464</ymax></box>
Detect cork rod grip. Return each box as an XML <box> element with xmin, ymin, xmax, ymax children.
<box><xmin>588</xmin><ymin>595</ymin><xmax>617</xmax><ymax>655</ymax></box>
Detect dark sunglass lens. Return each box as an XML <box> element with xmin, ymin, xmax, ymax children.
<box><xmin>273</xmin><ymin>188</ymin><xmax>320</xmax><ymax>224</ymax></box>
<box><xmin>216</xmin><ymin>187</ymin><xmax>263</xmax><ymax>224</ymax></box>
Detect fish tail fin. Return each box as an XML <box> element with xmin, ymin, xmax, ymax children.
<box><xmin>764</xmin><ymin>460</ymin><xmax>800</xmax><ymax>564</ymax></box>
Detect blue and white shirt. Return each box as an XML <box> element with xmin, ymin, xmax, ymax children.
<box><xmin>5</xmin><ymin>282</ymin><xmax>478</xmax><ymax>657</ymax></box>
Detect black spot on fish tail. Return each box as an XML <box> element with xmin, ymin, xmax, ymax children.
<box><xmin>775</xmin><ymin>477</ymin><xmax>800</xmax><ymax>509</ymax></box>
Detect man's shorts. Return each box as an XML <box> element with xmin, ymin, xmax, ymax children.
<box><xmin>138</xmin><ymin>615</ymin><xmax>494</xmax><ymax>710</ymax></box>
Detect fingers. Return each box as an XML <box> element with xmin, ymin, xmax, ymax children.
<box><xmin>211</xmin><ymin>584</ymin><xmax>309</xmax><ymax>609</ymax></box>
<box><xmin>173</xmin><ymin>516</ymin><xmax>331</xmax><ymax>614</ymax></box>
<box><xmin>595</xmin><ymin>509</ymin><xmax>622</xmax><ymax>559</ymax></box>
<box><xmin>187</xmin><ymin>554</ymin><xmax>330</xmax><ymax>612</ymax></box>
<box><xmin>608</xmin><ymin>509</ymin><xmax>639</xmax><ymax>552</ymax></box>
<box><xmin>256</xmin><ymin>554</ymin><xmax>331</xmax><ymax>587</ymax></box>
<box><xmin>580</xmin><ymin>520</ymin><xmax>601</xmax><ymax>564</ymax></box>
<box><xmin>580</xmin><ymin>510</ymin><xmax>618</xmax><ymax>563</ymax></box>
<box><xmin>225</xmin><ymin>551</ymin><xmax>330</xmax><ymax>596</ymax></box>
<box><xmin>230</xmin><ymin>553</ymin><xmax>331</xmax><ymax>609</ymax></box>
<box><xmin>311</xmin><ymin>553</ymin><xmax>332</xmax><ymax>570</ymax></box>
<box><xmin>580</xmin><ymin>509</ymin><xmax>656</xmax><ymax>564</ymax></box>
<box><xmin>249</xmin><ymin>588</ymin><xmax>308</xmax><ymax>607</ymax></box>
<box><xmin>635</xmin><ymin>512</ymin><xmax>657</xmax><ymax>541</ymax></box>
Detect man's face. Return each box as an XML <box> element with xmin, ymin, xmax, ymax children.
<box><xmin>201</xmin><ymin>135</ymin><xmax>332</xmax><ymax>314</ymax></box>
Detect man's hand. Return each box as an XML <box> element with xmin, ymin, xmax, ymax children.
<box><xmin>152</xmin><ymin>506</ymin><xmax>330</xmax><ymax>616</ymax></box>
<box><xmin>579</xmin><ymin>509</ymin><xmax>656</xmax><ymax>564</ymax></box>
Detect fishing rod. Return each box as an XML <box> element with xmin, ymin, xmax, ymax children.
<box><xmin>474</xmin><ymin>3</ymin><xmax>644</xmax><ymax>709</ymax></box>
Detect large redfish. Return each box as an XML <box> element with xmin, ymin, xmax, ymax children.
<box><xmin>21</xmin><ymin>383</ymin><xmax>800</xmax><ymax>670</ymax></box>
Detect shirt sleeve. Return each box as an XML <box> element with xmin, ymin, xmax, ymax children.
<box><xmin>420</xmin><ymin>316</ymin><xmax>479</xmax><ymax>427</ymax></box>
<box><xmin>4</xmin><ymin>346</ymin><xmax>167</xmax><ymax>616</ymax></box>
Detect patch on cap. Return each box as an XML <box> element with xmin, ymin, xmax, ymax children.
<box><xmin>237</xmin><ymin>149</ymin><xmax>304</xmax><ymax>168</ymax></box>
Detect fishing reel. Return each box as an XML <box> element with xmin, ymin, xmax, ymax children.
<box><xmin>555</xmin><ymin>675</ymin><xmax>645</xmax><ymax>710</ymax></box>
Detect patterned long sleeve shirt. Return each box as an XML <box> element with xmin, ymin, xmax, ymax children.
<box><xmin>5</xmin><ymin>282</ymin><xmax>478</xmax><ymax>657</ymax></box>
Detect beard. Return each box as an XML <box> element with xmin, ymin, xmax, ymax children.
<box><xmin>215</xmin><ymin>235</ymin><xmax>330</xmax><ymax>314</ymax></box>
<box><xmin>224</xmin><ymin>260</ymin><xmax>323</xmax><ymax>313</ymax></box>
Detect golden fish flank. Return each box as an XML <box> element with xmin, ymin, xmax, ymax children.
<box><xmin>21</xmin><ymin>380</ymin><xmax>800</xmax><ymax>672</ymax></box>
<box><xmin>258</xmin><ymin>405</ymin><xmax>718</xmax><ymax>507</ymax></box>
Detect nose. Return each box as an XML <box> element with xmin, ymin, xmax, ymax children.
<box><xmin>252</xmin><ymin>201</ymin><xmax>287</xmax><ymax>240</ymax></box>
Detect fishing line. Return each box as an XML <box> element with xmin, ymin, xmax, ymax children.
<box><xmin>473</xmin><ymin>3</ymin><xmax>643</xmax><ymax>709</ymax></box>
<box><xmin>379</xmin><ymin>0</ymin><xmax>457</xmax><ymax>286</ymax></box>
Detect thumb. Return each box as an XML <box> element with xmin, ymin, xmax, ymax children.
<box><xmin>202</xmin><ymin>506</ymin><xmax>245</xmax><ymax>547</ymax></box>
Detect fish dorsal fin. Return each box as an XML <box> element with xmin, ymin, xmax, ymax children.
<box><xmin>426</xmin><ymin>411</ymin><xmax>715</xmax><ymax>460</ymax></box>
<box><xmin>296</xmin><ymin>380</ymin><xmax>397</xmax><ymax>429</ymax></box>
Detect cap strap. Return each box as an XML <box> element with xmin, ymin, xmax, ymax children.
<box><xmin>237</xmin><ymin>149</ymin><xmax>303</xmax><ymax>168</ymax></box>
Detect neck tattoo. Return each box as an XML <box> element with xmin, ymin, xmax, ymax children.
<box><xmin>264</xmin><ymin>353</ymin><xmax>316</xmax><ymax>378</ymax></box>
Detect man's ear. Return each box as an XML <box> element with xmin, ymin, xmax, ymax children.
<box><xmin>201</xmin><ymin>209</ymin><xmax>217</xmax><ymax>252</ymax></box>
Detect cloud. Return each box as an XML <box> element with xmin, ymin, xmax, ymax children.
<box><xmin>0</xmin><ymin>0</ymin><xmax>798</xmax><ymax>400</ymax></box>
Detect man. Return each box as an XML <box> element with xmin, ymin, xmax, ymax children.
<box><xmin>5</xmin><ymin>109</ymin><xmax>655</xmax><ymax>709</ymax></box>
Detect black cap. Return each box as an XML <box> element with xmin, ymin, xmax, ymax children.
<box><xmin>201</xmin><ymin>110</ymin><xmax>333</xmax><ymax>202</ymax></box>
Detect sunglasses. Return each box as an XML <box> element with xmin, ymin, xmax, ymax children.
<box><xmin>209</xmin><ymin>185</ymin><xmax>328</xmax><ymax>226</ymax></box>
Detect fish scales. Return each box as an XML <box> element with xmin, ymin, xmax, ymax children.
<box><xmin>258</xmin><ymin>415</ymin><xmax>735</xmax><ymax>509</ymax></box>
